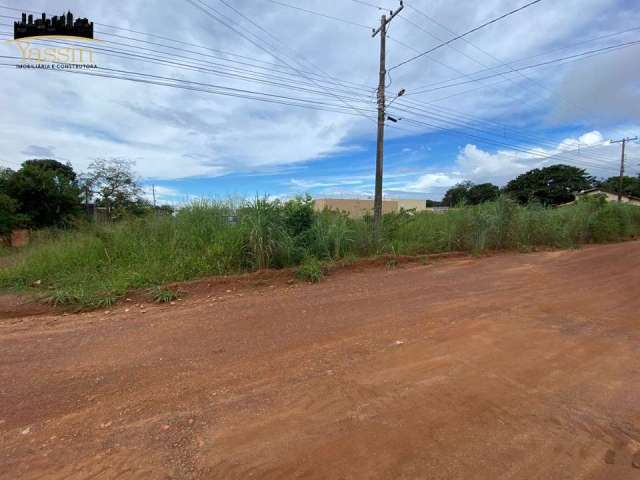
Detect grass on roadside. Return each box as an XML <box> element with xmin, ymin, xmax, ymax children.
<box><xmin>296</xmin><ymin>256</ymin><xmax>324</xmax><ymax>283</ymax></box>
<box><xmin>1</xmin><ymin>195</ymin><xmax>639</xmax><ymax>308</ymax></box>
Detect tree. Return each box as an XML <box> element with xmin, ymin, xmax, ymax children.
<box><xmin>0</xmin><ymin>193</ymin><xmax>29</xmax><ymax>235</ymax></box>
<box><xmin>84</xmin><ymin>159</ymin><xmax>143</xmax><ymax>217</ymax></box>
<box><xmin>504</xmin><ymin>164</ymin><xmax>594</xmax><ymax>206</ymax></box>
<box><xmin>0</xmin><ymin>167</ymin><xmax>13</xmax><ymax>193</ymax></box>
<box><xmin>442</xmin><ymin>181</ymin><xmax>500</xmax><ymax>206</ymax></box>
<box><xmin>283</xmin><ymin>194</ymin><xmax>314</xmax><ymax>237</ymax></box>
<box><xmin>443</xmin><ymin>181</ymin><xmax>473</xmax><ymax>207</ymax></box>
<box><xmin>6</xmin><ymin>159</ymin><xmax>81</xmax><ymax>228</ymax></box>
<box><xmin>466</xmin><ymin>183</ymin><xmax>500</xmax><ymax>205</ymax></box>
<box><xmin>598</xmin><ymin>176</ymin><xmax>640</xmax><ymax>197</ymax></box>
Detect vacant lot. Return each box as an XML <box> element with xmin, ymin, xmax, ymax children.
<box><xmin>1</xmin><ymin>242</ymin><xmax>640</xmax><ymax>479</ymax></box>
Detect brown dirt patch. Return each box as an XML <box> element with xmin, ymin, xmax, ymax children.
<box><xmin>2</xmin><ymin>242</ymin><xmax>640</xmax><ymax>479</ymax></box>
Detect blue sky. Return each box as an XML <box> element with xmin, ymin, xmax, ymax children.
<box><xmin>1</xmin><ymin>0</ymin><xmax>639</xmax><ymax>204</ymax></box>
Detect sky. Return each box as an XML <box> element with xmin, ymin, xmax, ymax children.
<box><xmin>0</xmin><ymin>0</ymin><xmax>639</xmax><ymax>205</ymax></box>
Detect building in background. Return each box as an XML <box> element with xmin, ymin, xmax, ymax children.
<box><xmin>557</xmin><ymin>188</ymin><xmax>640</xmax><ymax>207</ymax></box>
<box><xmin>314</xmin><ymin>198</ymin><xmax>447</xmax><ymax>218</ymax></box>
<box><xmin>577</xmin><ymin>188</ymin><xmax>640</xmax><ymax>206</ymax></box>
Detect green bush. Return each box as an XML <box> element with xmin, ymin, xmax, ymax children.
<box><xmin>0</xmin><ymin>193</ymin><xmax>29</xmax><ymax>235</ymax></box>
<box><xmin>296</xmin><ymin>256</ymin><xmax>324</xmax><ymax>283</ymax></box>
<box><xmin>151</xmin><ymin>286</ymin><xmax>180</xmax><ymax>304</ymax></box>
<box><xmin>308</xmin><ymin>210</ymin><xmax>353</xmax><ymax>259</ymax></box>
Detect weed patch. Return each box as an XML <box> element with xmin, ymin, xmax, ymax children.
<box><xmin>2</xmin><ymin>196</ymin><xmax>639</xmax><ymax>307</ymax></box>
<box><xmin>296</xmin><ymin>256</ymin><xmax>324</xmax><ymax>283</ymax></box>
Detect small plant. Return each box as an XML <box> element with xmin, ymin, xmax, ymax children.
<box><xmin>151</xmin><ymin>286</ymin><xmax>180</xmax><ymax>303</ymax></box>
<box><xmin>93</xmin><ymin>292</ymin><xmax>119</xmax><ymax>308</ymax></box>
<box><xmin>296</xmin><ymin>256</ymin><xmax>324</xmax><ymax>283</ymax></box>
<box><xmin>385</xmin><ymin>257</ymin><xmax>398</xmax><ymax>268</ymax></box>
<box><xmin>385</xmin><ymin>245</ymin><xmax>399</xmax><ymax>269</ymax></box>
<box><xmin>341</xmin><ymin>253</ymin><xmax>358</xmax><ymax>266</ymax></box>
<box><xmin>45</xmin><ymin>289</ymin><xmax>81</xmax><ymax>306</ymax></box>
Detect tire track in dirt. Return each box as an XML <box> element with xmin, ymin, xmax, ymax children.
<box><xmin>2</xmin><ymin>242</ymin><xmax>640</xmax><ymax>479</ymax></box>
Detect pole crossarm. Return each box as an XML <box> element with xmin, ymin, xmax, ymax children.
<box><xmin>372</xmin><ymin>1</ymin><xmax>404</xmax><ymax>37</ymax></box>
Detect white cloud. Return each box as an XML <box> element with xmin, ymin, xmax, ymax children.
<box><xmin>0</xmin><ymin>0</ymin><xmax>637</xmax><ymax>194</ymax></box>
<box><xmin>454</xmin><ymin>129</ymin><xmax>639</xmax><ymax>186</ymax></box>
<box><xmin>402</xmin><ymin>173</ymin><xmax>459</xmax><ymax>192</ymax></box>
<box><xmin>142</xmin><ymin>185</ymin><xmax>193</xmax><ymax>205</ymax></box>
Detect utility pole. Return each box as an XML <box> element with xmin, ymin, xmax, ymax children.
<box><xmin>152</xmin><ymin>184</ymin><xmax>157</xmax><ymax>214</ymax></box>
<box><xmin>611</xmin><ymin>136</ymin><xmax>638</xmax><ymax>202</ymax></box>
<box><xmin>372</xmin><ymin>1</ymin><xmax>403</xmax><ymax>240</ymax></box>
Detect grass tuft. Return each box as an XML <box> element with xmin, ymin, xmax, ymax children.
<box><xmin>296</xmin><ymin>256</ymin><xmax>324</xmax><ymax>283</ymax></box>
<box><xmin>151</xmin><ymin>286</ymin><xmax>180</xmax><ymax>304</ymax></box>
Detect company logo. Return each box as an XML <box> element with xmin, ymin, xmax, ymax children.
<box><xmin>8</xmin><ymin>11</ymin><xmax>98</xmax><ymax>70</ymax></box>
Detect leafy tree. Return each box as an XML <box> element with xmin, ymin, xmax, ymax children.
<box><xmin>442</xmin><ymin>181</ymin><xmax>500</xmax><ymax>206</ymax></box>
<box><xmin>424</xmin><ymin>199</ymin><xmax>442</xmax><ymax>208</ymax></box>
<box><xmin>504</xmin><ymin>164</ymin><xmax>594</xmax><ymax>206</ymax></box>
<box><xmin>0</xmin><ymin>193</ymin><xmax>29</xmax><ymax>235</ymax></box>
<box><xmin>6</xmin><ymin>159</ymin><xmax>81</xmax><ymax>228</ymax></box>
<box><xmin>84</xmin><ymin>159</ymin><xmax>143</xmax><ymax>217</ymax></box>
<box><xmin>466</xmin><ymin>183</ymin><xmax>500</xmax><ymax>205</ymax></box>
<box><xmin>598</xmin><ymin>176</ymin><xmax>640</xmax><ymax>197</ymax></box>
<box><xmin>443</xmin><ymin>181</ymin><xmax>473</xmax><ymax>207</ymax></box>
<box><xmin>283</xmin><ymin>194</ymin><xmax>315</xmax><ymax>237</ymax></box>
<box><xmin>0</xmin><ymin>167</ymin><xmax>13</xmax><ymax>193</ymax></box>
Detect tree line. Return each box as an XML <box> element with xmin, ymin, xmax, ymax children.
<box><xmin>437</xmin><ymin>164</ymin><xmax>640</xmax><ymax>208</ymax></box>
<box><xmin>2</xmin><ymin>160</ymin><xmax>639</xmax><ymax>235</ymax></box>
<box><xmin>0</xmin><ymin>158</ymin><xmax>172</xmax><ymax>235</ymax></box>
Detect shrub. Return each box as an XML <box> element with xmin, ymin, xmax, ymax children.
<box><xmin>0</xmin><ymin>193</ymin><xmax>29</xmax><ymax>235</ymax></box>
<box><xmin>241</xmin><ymin>197</ymin><xmax>291</xmax><ymax>270</ymax></box>
<box><xmin>296</xmin><ymin>256</ymin><xmax>324</xmax><ymax>283</ymax></box>
<box><xmin>151</xmin><ymin>286</ymin><xmax>180</xmax><ymax>303</ymax></box>
<box><xmin>308</xmin><ymin>210</ymin><xmax>353</xmax><ymax>259</ymax></box>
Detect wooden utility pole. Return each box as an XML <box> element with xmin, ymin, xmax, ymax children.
<box><xmin>372</xmin><ymin>1</ymin><xmax>403</xmax><ymax>239</ymax></box>
<box><xmin>611</xmin><ymin>136</ymin><xmax>638</xmax><ymax>202</ymax></box>
<box><xmin>152</xmin><ymin>184</ymin><xmax>157</xmax><ymax>214</ymax></box>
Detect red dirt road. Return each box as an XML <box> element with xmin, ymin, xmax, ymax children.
<box><xmin>2</xmin><ymin>243</ymin><xmax>640</xmax><ymax>479</ymax></box>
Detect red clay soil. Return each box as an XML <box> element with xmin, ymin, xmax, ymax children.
<box><xmin>1</xmin><ymin>242</ymin><xmax>640</xmax><ymax>480</ymax></box>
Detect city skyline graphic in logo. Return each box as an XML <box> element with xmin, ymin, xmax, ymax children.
<box><xmin>14</xmin><ymin>11</ymin><xmax>93</xmax><ymax>40</ymax></box>
<box><xmin>9</xmin><ymin>11</ymin><xmax>98</xmax><ymax>70</ymax></box>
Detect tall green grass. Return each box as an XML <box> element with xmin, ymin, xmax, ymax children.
<box><xmin>1</xmin><ymin>195</ymin><xmax>639</xmax><ymax>307</ymax></box>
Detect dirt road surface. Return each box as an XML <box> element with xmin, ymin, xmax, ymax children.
<box><xmin>2</xmin><ymin>242</ymin><xmax>640</xmax><ymax>479</ymax></box>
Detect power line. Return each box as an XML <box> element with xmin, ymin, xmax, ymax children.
<box><xmin>396</xmin><ymin>10</ymin><xmax>593</xmax><ymax>127</ymax></box>
<box><xmin>389</xmin><ymin>0</ymin><xmax>544</xmax><ymax>71</ymax></box>
<box><xmin>0</xmin><ymin>7</ymin><xmax>378</xmax><ymax>94</ymax></box>
<box><xmin>397</xmin><ymin>117</ymin><xmax>621</xmax><ymax>174</ymax></box>
<box><xmin>349</xmin><ymin>0</ymin><xmax>388</xmax><ymax>11</ymax></box>
<box><xmin>0</xmin><ymin>30</ymin><xmax>376</xmax><ymax>102</ymax></box>
<box><xmin>0</xmin><ymin>6</ymin><xmax>284</xmax><ymax>68</ymax></box>
<box><xmin>407</xmin><ymin>39</ymin><xmax>640</xmax><ymax>95</ymax></box>
<box><xmin>381</xmin><ymin>33</ymin><xmax>617</xmax><ymax>162</ymax></box>
<box><xmin>388</xmin><ymin>104</ymin><xmax>619</xmax><ymax>168</ymax></box>
<box><xmin>5</xmin><ymin>23</ymin><xmax>616</xmax><ymax>162</ymax></box>
<box><xmin>383</xmin><ymin>34</ymin><xmax>608</xmax><ymax>159</ymax></box>
<box><xmin>0</xmin><ymin>56</ymin><xmax>378</xmax><ymax>115</ymax></box>
<box><xmin>260</xmin><ymin>0</ymin><xmax>374</xmax><ymax>30</ymax></box>
<box><xmin>391</xmin><ymin>100</ymin><xmax>617</xmax><ymax>163</ymax></box>
<box><xmin>184</xmin><ymin>0</ymin><xmax>378</xmax><ymax>122</ymax></box>
<box><xmin>2</xmin><ymin>1</ymin><xmax>633</xmax><ymax>179</ymax></box>
<box><xmin>0</xmin><ymin>9</ymin><xmax>377</xmax><ymax>92</ymax></box>
<box><xmin>403</xmin><ymin>29</ymin><xmax>640</xmax><ymax>92</ymax></box>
